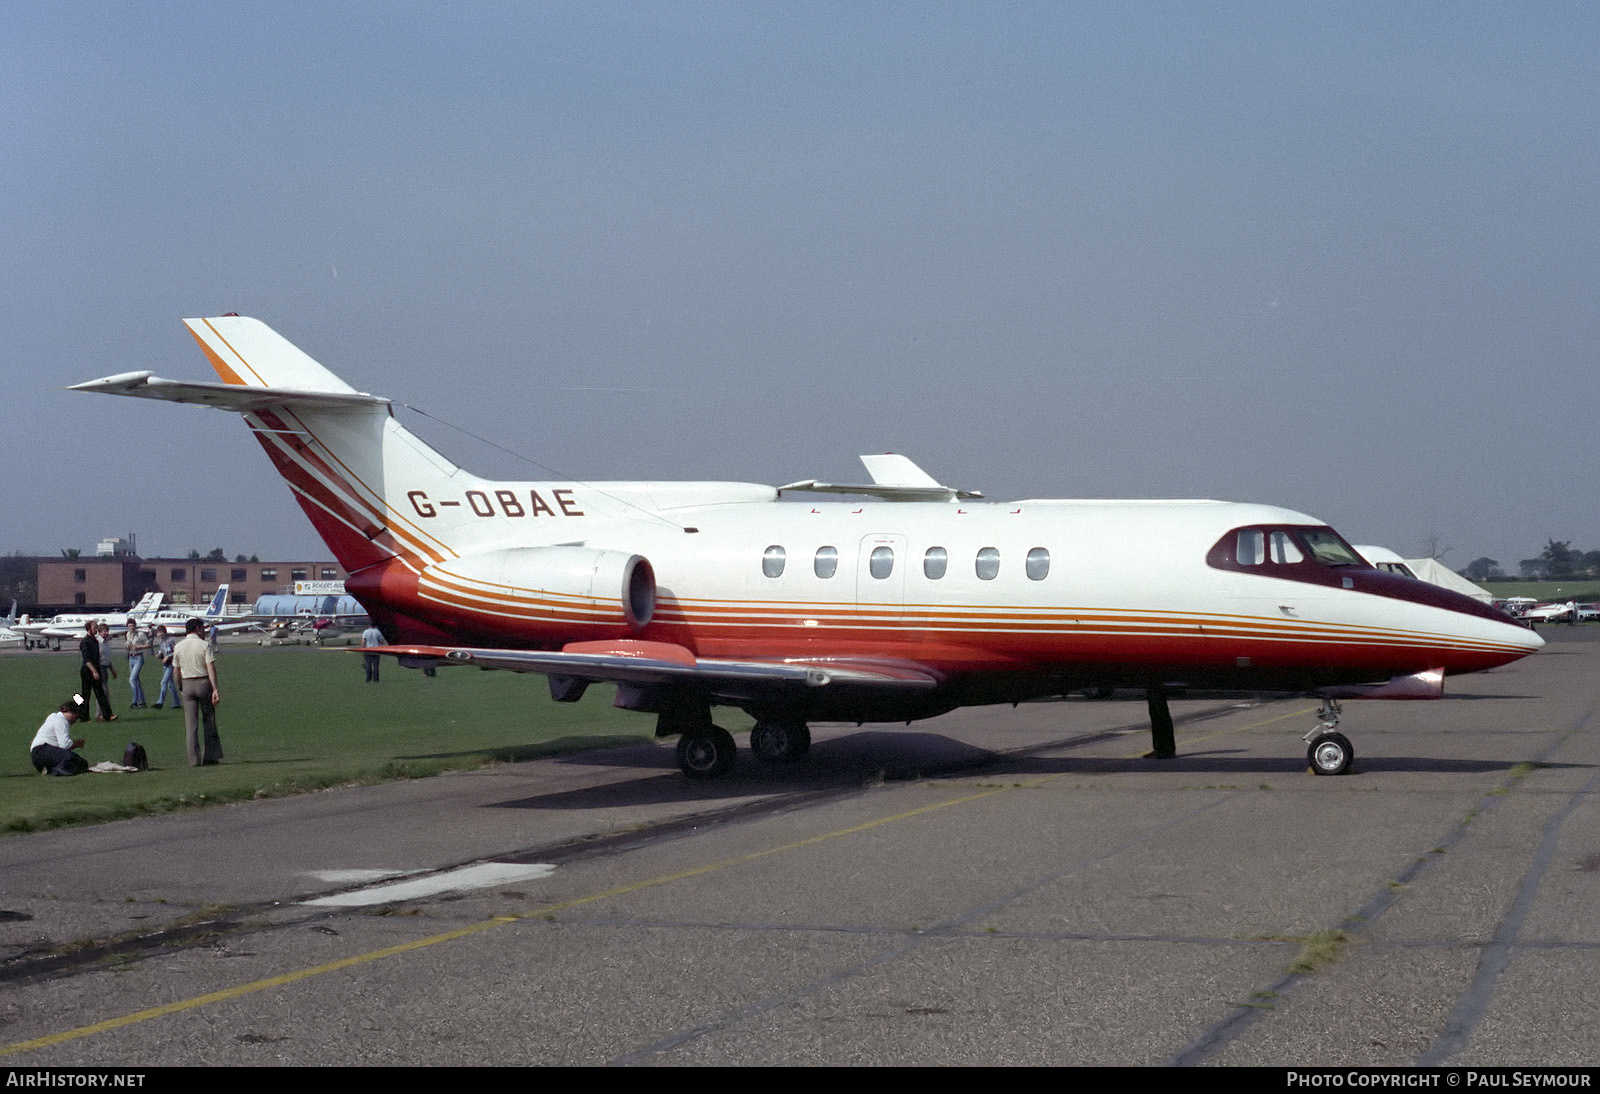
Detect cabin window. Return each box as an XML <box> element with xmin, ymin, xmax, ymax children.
<box><xmin>923</xmin><ymin>547</ymin><xmax>948</xmax><ymax>580</ymax></box>
<box><xmin>762</xmin><ymin>545</ymin><xmax>786</xmax><ymax>578</ymax></box>
<box><xmin>869</xmin><ymin>546</ymin><xmax>894</xmax><ymax>579</ymax></box>
<box><xmin>1268</xmin><ymin>531</ymin><xmax>1303</xmax><ymax>565</ymax></box>
<box><xmin>975</xmin><ymin>547</ymin><xmax>1000</xmax><ymax>581</ymax></box>
<box><xmin>1237</xmin><ymin>530</ymin><xmax>1265</xmax><ymax>566</ymax></box>
<box><xmin>1026</xmin><ymin>548</ymin><xmax>1050</xmax><ymax>581</ymax></box>
<box><xmin>814</xmin><ymin>546</ymin><xmax>838</xmax><ymax>578</ymax></box>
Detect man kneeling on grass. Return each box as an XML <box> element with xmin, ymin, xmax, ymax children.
<box><xmin>30</xmin><ymin>697</ymin><xmax>89</xmax><ymax>776</ymax></box>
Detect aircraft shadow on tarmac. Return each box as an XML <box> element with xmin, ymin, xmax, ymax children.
<box><xmin>1434</xmin><ymin>693</ymin><xmax>1538</xmax><ymax>700</ymax></box>
<box><xmin>488</xmin><ymin>731</ymin><xmax>998</xmax><ymax>810</ymax></box>
<box><xmin>985</xmin><ymin>752</ymin><xmax>1595</xmax><ymax>777</ymax></box>
<box><xmin>397</xmin><ymin>734</ymin><xmax>646</xmax><ymax>764</ymax></box>
<box><xmin>487</xmin><ymin>732</ymin><xmax>1595</xmax><ymax>810</ymax></box>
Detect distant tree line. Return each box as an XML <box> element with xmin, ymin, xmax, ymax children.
<box><xmin>1462</xmin><ymin>540</ymin><xmax>1600</xmax><ymax>582</ymax></box>
<box><xmin>182</xmin><ymin>549</ymin><xmax>260</xmax><ymax>562</ymax></box>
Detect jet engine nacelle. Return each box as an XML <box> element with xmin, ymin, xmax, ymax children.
<box><xmin>421</xmin><ymin>546</ymin><xmax>656</xmax><ymax>634</ymax></box>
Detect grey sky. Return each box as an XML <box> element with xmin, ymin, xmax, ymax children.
<box><xmin>6</xmin><ymin>2</ymin><xmax>1596</xmax><ymax>572</ymax></box>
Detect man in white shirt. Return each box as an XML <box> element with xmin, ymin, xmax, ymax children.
<box><xmin>30</xmin><ymin>699</ymin><xmax>88</xmax><ymax>776</ymax></box>
<box><xmin>361</xmin><ymin>623</ymin><xmax>386</xmax><ymax>682</ymax></box>
<box><xmin>174</xmin><ymin>617</ymin><xmax>223</xmax><ymax>766</ymax></box>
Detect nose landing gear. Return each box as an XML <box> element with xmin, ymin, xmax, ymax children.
<box><xmin>1305</xmin><ymin>698</ymin><xmax>1354</xmax><ymax>776</ymax></box>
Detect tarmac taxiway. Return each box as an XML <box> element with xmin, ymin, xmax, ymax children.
<box><xmin>2</xmin><ymin>627</ymin><xmax>1597</xmax><ymax>1065</ymax></box>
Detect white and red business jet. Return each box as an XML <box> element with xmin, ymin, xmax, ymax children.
<box><xmin>73</xmin><ymin>317</ymin><xmax>1543</xmax><ymax>779</ymax></box>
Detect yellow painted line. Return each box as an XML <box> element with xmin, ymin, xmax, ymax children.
<box><xmin>0</xmin><ymin>916</ymin><xmax>514</xmax><ymax>1057</ymax></box>
<box><xmin>0</xmin><ymin>785</ymin><xmax>1008</xmax><ymax>1058</ymax></box>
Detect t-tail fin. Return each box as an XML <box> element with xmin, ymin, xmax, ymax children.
<box><xmin>71</xmin><ymin>317</ymin><xmax>468</xmax><ymax>577</ymax></box>
<box><xmin>204</xmin><ymin>586</ymin><xmax>229</xmax><ymax>618</ymax></box>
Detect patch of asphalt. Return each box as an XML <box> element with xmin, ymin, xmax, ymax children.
<box><xmin>0</xmin><ymin>701</ymin><xmax>1235</xmax><ymax>988</ymax></box>
<box><xmin>1168</xmin><ymin>705</ymin><xmax>1598</xmax><ymax>1067</ymax></box>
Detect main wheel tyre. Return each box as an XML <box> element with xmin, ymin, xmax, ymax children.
<box><xmin>1307</xmin><ymin>732</ymin><xmax>1354</xmax><ymax>776</ymax></box>
<box><xmin>750</xmin><ymin>721</ymin><xmax>811</xmax><ymax>763</ymax></box>
<box><xmin>677</xmin><ymin>726</ymin><xmax>737</xmax><ymax>779</ymax></box>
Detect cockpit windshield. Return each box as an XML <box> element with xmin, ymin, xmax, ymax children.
<box><xmin>1296</xmin><ymin>530</ymin><xmax>1365</xmax><ymax>567</ymax></box>
<box><xmin>1208</xmin><ymin>525</ymin><xmax>1372</xmax><ymax>578</ymax></box>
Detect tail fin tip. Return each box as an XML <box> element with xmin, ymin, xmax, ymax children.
<box><xmin>184</xmin><ymin>316</ymin><xmax>360</xmax><ymax>395</ymax></box>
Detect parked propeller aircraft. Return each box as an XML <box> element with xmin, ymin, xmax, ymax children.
<box><xmin>135</xmin><ymin>586</ymin><xmax>257</xmax><ymax>634</ymax></box>
<box><xmin>14</xmin><ymin>592</ymin><xmax>164</xmax><ymax>648</ymax></box>
<box><xmin>0</xmin><ymin>600</ymin><xmax>24</xmax><ymax>646</ymax></box>
<box><xmin>15</xmin><ymin>587</ymin><xmax>242</xmax><ymax>648</ymax></box>
<box><xmin>73</xmin><ymin>316</ymin><xmax>1544</xmax><ymax>778</ymax></box>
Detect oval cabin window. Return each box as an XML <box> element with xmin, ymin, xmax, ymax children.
<box><xmin>870</xmin><ymin>546</ymin><xmax>895</xmax><ymax>579</ymax></box>
<box><xmin>762</xmin><ymin>545</ymin><xmax>786</xmax><ymax>578</ymax></box>
<box><xmin>1026</xmin><ymin>547</ymin><xmax>1050</xmax><ymax>580</ymax></box>
<box><xmin>976</xmin><ymin>547</ymin><xmax>1000</xmax><ymax>581</ymax></box>
<box><xmin>814</xmin><ymin>546</ymin><xmax>838</xmax><ymax>579</ymax></box>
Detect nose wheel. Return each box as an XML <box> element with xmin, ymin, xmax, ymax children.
<box><xmin>1307</xmin><ymin>731</ymin><xmax>1354</xmax><ymax>776</ymax></box>
<box><xmin>1304</xmin><ymin>698</ymin><xmax>1354</xmax><ymax>776</ymax></box>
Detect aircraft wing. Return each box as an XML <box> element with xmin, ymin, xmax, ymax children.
<box><xmin>367</xmin><ymin>639</ymin><xmax>942</xmax><ymax>696</ymax></box>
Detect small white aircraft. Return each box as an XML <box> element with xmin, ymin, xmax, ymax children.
<box><xmin>0</xmin><ymin>600</ymin><xmax>25</xmax><ymax>646</ymax></box>
<box><xmin>134</xmin><ymin>586</ymin><xmax>243</xmax><ymax>633</ymax></box>
<box><xmin>15</xmin><ymin>592</ymin><xmax>165</xmax><ymax>648</ymax></box>
<box><xmin>74</xmin><ymin>317</ymin><xmax>1544</xmax><ymax>778</ymax></box>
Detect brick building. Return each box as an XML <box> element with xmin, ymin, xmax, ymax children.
<box><xmin>30</xmin><ymin>557</ymin><xmax>347</xmax><ymax>613</ymax></box>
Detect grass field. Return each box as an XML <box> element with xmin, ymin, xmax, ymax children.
<box><xmin>2</xmin><ymin>644</ymin><xmax>711</xmax><ymax>835</ymax></box>
<box><xmin>1477</xmin><ymin>580</ymin><xmax>1600</xmax><ymax>601</ymax></box>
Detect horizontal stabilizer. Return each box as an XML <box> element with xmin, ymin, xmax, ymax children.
<box><xmin>69</xmin><ymin>372</ymin><xmax>388</xmax><ymax>413</ymax></box>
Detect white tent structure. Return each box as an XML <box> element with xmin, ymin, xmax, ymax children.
<box><xmin>1405</xmin><ymin>557</ymin><xmax>1494</xmax><ymax>603</ymax></box>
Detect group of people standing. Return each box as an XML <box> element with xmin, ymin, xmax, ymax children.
<box><xmin>38</xmin><ymin>616</ymin><xmax>224</xmax><ymax>776</ymax></box>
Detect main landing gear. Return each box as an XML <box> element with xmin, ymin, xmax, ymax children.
<box><xmin>1304</xmin><ymin>698</ymin><xmax>1354</xmax><ymax>776</ymax></box>
<box><xmin>1145</xmin><ymin>686</ymin><xmax>1176</xmax><ymax>759</ymax></box>
<box><xmin>675</xmin><ymin>726</ymin><xmax>737</xmax><ymax>780</ymax></box>
<box><xmin>664</xmin><ymin>712</ymin><xmax>812</xmax><ymax>780</ymax></box>
<box><xmin>749</xmin><ymin>719</ymin><xmax>811</xmax><ymax>764</ymax></box>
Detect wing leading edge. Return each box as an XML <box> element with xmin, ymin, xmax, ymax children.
<box><xmin>368</xmin><ymin>639</ymin><xmax>942</xmax><ymax>698</ymax></box>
